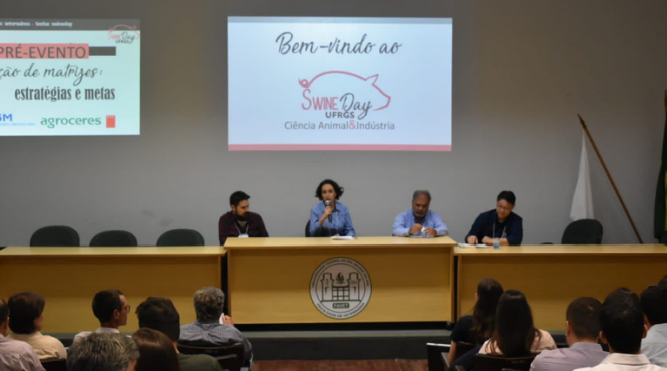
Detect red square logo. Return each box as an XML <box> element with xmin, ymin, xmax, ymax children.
<box><xmin>106</xmin><ymin>115</ymin><xmax>116</xmax><ymax>128</ymax></box>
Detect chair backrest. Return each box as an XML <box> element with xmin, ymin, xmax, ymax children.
<box><xmin>156</xmin><ymin>229</ymin><xmax>205</xmax><ymax>246</ymax></box>
<box><xmin>30</xmin><ymin>226</ymin><xmax>80</xmax><ymax>247</ymax></box>
<box><xmin>305</xmin><ymin>220</ymin><xmax>311</xmax><ymax>237</ymax></box>
<box><xmin>90</xmin><ymin>230</ymin><xmax>138</xmax><ymax>247</ymax></box>
<box><xmin>561</xmin><ymin>219</ymin><xmax>603</xmax><ymax>244</ymax></box>
<box><xmin>426</xmin><ymin>343</ymin><xmax>450</xmax><ymax>371</ymax></box>
<box><xmin>41</xmin><ymin>357</ymin><xmax>67</xmax><ymax>371</ymax></box>
<box><xmin>455</xmin><ymin>341</ymin><xmax>476</xmax><ymax>360</ymax></box>
<box><xmin>177</xmin><ymin>343</ymin><xmax>243</xmax><ymax>371</ymax></box>
<box><xmin>473</xmin><ymin>354</ymin><xmax>536</xmax><ymax>371</ymax></box>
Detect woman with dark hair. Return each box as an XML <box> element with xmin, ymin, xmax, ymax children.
<box><xmin>448</xmin><ymin>278</ymin><xmax>504</xmax><ymax>365</ymax></box>
<box><xmin>309</xmin><ymin>179</ymin><xmax>356</xmax><ymax>237</ymax></box>
<box><xmin>465</xmin><ymin>190</ymin><xmax>523</xmax><ymax>245</ymax></box>
<box><xmin>479</xmin><ymin>290</ymin><xmax>556</xmax><ymax>356</ymax></box>
<box><xmin>7</xmin><ymin>292</ymin><xmax>67</xmax><ymax>359</ymax></box>
<box><xmin>132</xmin><ymin>328</ymin><xmax>181</xmax><ymax>371</ymax></box>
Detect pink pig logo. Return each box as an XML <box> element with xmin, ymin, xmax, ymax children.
<box><xmin>299</xmin><ymin>71</ymin><xmax>391</xmax><ymax>118</ymax></box>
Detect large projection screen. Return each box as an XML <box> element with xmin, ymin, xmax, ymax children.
<box><xmin>0</xmin><ymin>19</ymin><xmax>140</xmax><ymax>136</ymax></box>
<box><xmin>228</xmin><ymin>17</ymin><xmax>452</xmax><ymax>151</ymax></box>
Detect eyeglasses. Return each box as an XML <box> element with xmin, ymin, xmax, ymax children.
<box><xmin>121</xmin><ymin>305</ymin><xmax>131</xmax><ymax>312</ymax></box>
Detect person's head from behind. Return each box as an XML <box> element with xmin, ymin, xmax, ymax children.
<box><xmin>496</xmin><ymin>191</ymin><xmax>516</xmax><ymax>222</ymax></box>
<box><xmin>472</xmin><ymin>278</ymin><xmax>504</xmax><ymax>341</ymax></box>
<box><xmin>599</xmin><ymin>288</ymin><xmax>646</xmax><ymax>354</ymax></box>
<box><xmin>132</xmin><ymin>328</ymin><xmax>180</xmax><ymax>371</ymax></box>
<box><xmin>411</xmin><ymin>190</ymin><xmax>431</xmax><ymax>219</ymax></box>
<box><xmin>565</xmin><ymin>297</ymin><xmax>602</xmax><ymax>345</ymax></box>
<box><xmin>0</xmin><ymin>298</ymin><xmax>8</xmax><ymax>336</ymax></box>
<box><xmin>8</xmin><ymin>292</ymin><xmax>45</xmax><ymax>334</ymax></box>
<box><xmin>658</xmin><ymin>275</ymin><xmax>667</xmax><ymax>290</ymax></box>
<box><xmin>67</xmin><ymin>332</ymin><xmax>139</xmax><ymax>371</ymax></box>
<box><xmin>135</xmin><ymin>297</ymin><xmax>180</xmax><ymax>343</ymax></box>
<box><xmin>93</xmin><ymin>289</ymin><xmax>129</xmax><ymax>328</ymax></box>
<box><xmin>315</xmin><ymin>179</ymin><xmax>344</xmax><ymax>203</ymax></box>
<box><xmin>640</xmin><ymin>285</ymin><xmax>667</xmax><ymax>328</ymax></box>
<box><xmin>193</xmin><ymin>287</ymin><xmax>224</xmax><ymax>322</ymax></box>
<box><xmin>230</xmin><ymin>191</ymin><xmax>251</xmax><ymax>220</ymax></box>
<box><xmin>491</xmin><ymin>290</ymin><xmax>538</xmax><ymax>357</ymax></box>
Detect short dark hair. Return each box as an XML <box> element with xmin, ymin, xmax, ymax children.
<box><xmin>641</xmin><ymin>286</ymin><xmax>667</xmax><ymax>326</ymax></box>
<box><xmin>497</xmin><ymin>191</ymin><xmax>516</xmax><ymax>205</ymax></box>
<box><xmin>8</xmin><ymin>292</ymin><xmax>45</xmax><ymax>334</ymax></box>
<box><xmin>600</xmin><ymin>288</ymin><xmax>644</xmax><ymax>354</ymax></box>
<box><xmin>230</xmin><ymin>191</ymin><xmax>250</xmax><ymax>207</ymax></box>
<box><xmin>194</xmin><ymin>287</ymin><xmax>225</xmax><ymax>322</ymax></box>
<box><xmin>135</xmin><ymin>297</ymin><xmax>180</xmax><ymax>342</ymax></box>
<box><xmin>315</xmin><ymin>179</ymin><xmax>344</xmax><ymax>200</ymax></box>
<box><xmin>68</xmin><ymin>332</ymin><xmax>139</xmax><ymax>371</ymax></box>
<box><xmin>412</xmin><ymin>190</ymin><xmax>431</xmax><ymax>202</ymax></box>
<box><xmin>658</xmin><ymin>274</ymin><xmax>667</xmax><ymax>290</ymax></box>
<box><xmin>132</xmin><ymin>328</ymin><xmax>180</xmax><ymax>371</ymax></box>
<box><xmin>0</xmin><ymin>298</ymin><xmax>8</xmax><ymax>324</ymax></box>
<box><xmin>566</xmin><ymin>297</ymin><xmax>602</xmax><ymax>340</ymax></box>
<box><xmin>92</xmin><ymin>290</ymin><xmax>124</xmax><ymax>324</ymax></box>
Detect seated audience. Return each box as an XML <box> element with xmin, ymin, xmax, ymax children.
<box><xmin>448</xmin><ymin>278</ymin><xmax>504</xmax><ymax>365</ymax></box>
<box><xmin>132</xmin><ymin>328</ymin><xmax>181</xmax><ymax>371</ymax></box>
<box><xmin>575</xmin><ymin>288</ymin><xmax>667</xmax><ymax>371</ymax></box>
<box><xmin>641</xmin><ymin>286</ymin><xmax>667</xmax><ymax>367</ymax></box>
<box><xmin>479</xmin><ymin>290</ymin><xmax>556</xmax><ymax>355</ymax></box>
<box><xmin>0</xmin><ymin>297</ymin><xmax>44</xmax><ymax>371</ymax></box>
<box><xmin>179</xmin><ymin>287</ymin><xmax>253</xmax><ymax>363</ymax></box>
<box><xmin>7</xmin><ymin>292</ymin><xmax>66</xmax><ymax>360</ymax></box>
<box><xmin>659</xmin><ymin>275</ymin><xmax>667</xmax><ymax>290</ymax></box>
<box><xmin>73</xmin><ymin>289</ymin><xmax>129</xmax><ymax>343</ymax></box>
<box><xmin>67</xmin><ymin>332</ymin><xmax>139</xmax><ymax>371</ymax></box>
<box><xmin>135</xmin><ymin>297</ymin><xmax>222</xmax><ymax>371</ymax></box>
<box><xmin>531</xmin><ymin>297</ymin><xmax>607</xmax><ymax>371</ymax></box>
<box><xmin>466</xmin><ymin>190</ymin><xmax>523</xmax><ymax>245</ymax></box>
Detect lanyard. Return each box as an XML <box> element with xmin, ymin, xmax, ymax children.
<box><xmin>234</xmin><ymin>221</ymin><xmax>249</xmax><ymax>235</ymax></box>
<box><xmin>493</xmin><ymin>221</ymin><xmax>507</xmax><ymax>239</ymax></box>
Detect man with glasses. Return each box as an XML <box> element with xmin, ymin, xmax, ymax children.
<box><xmin>465</xmin><ymin>190</ymin><xmax>523</xmax><ymax>246</ymax></box>
<box><xmin>73</xmin><ymin>289</ymin><xmax>129</xmax><ymax>343</ymax></box>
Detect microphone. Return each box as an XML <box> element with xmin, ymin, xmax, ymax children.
<box><xmin>325</xmin><ymin>200</ymin><xmax>332</xmax><ymax>223</ymax></box>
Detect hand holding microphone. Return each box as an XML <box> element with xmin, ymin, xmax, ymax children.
<box><xmin>324</xmin><ymin>200</ymin><xmax>333</xmax><ymax>223</ymax></box>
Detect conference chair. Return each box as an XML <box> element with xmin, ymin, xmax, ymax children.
<box><xmin>89</xmin><ymin>230</ymin><xmax>138</xmax><ymax>247</ymax></box>
<box><xmin>30</xmin><ymin>225</ymin><xmax>80</xmax><ymax>247</ymax></box>
<box><xmin>561</xmin><ymin>219</ymin><xmax>603</xmax><ymax>244</ymax></box>
<box><xmin>178</xmin><ymin>343</ymin><xmax>244</xmax><ymax>371</ymax></box>
<box><xmin>305</xmin><ymin>220</ymin><xmax>311</xmax><ymax>237</ymax></box>
<box><xmin>41</xmin><ymin>358</ymin><xmax>67</xmax><ymax>371</ymax></box>
<box><xmin>454</xmin><ymin>353</ymin><xmax>536</xmax><ymax>371</ymax></box>
<box><xmin>156</xmin><ymin>229</ymin><xmax>205</xmax><ymax>246</ymax></box>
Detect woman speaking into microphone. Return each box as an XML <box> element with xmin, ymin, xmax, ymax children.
<box><xmin>309</xmin><ymin>179</ymin><xmax>356</xmax><ymax>237</ymax></box>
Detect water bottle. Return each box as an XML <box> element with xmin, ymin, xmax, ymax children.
<box><xmin>493</xmin><ymin>238</ymin><xmax>500</xmax><ymax>249</ymax></box>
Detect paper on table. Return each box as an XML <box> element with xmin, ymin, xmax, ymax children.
<box><xmin>457</xmin><ymin>243</ymin><xmax>489</xmax><ymax>248</ymax></box>
<box><xmin>331</xmin><ymin>235</ymin><xmax>355</xmax><ymax>240</ymax></box>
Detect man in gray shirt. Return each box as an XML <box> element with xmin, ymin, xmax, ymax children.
<box><xmin>179</xmin><ymin>287</ymin><xmax>253</xmax><ymax>363</ymax></box>
<box><xmin>0</xmin><ymin>297</ymin><xmax>44</xmax><ymax>371</ymax></box>
<box><xmin>531</xmin><ymin>297</ymin><xmax>608</xmax><ymax>371</ymax></box>
<box><xmin>640</xmin><ymin>286</ymin><xmax>667</xmax><ymax>367</ymax></box>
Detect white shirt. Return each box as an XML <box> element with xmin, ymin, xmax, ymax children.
<box><xmin>480</xmin><ymin>329</ymin><xmax>557</xmax><ymax>355</ymax></box>
<box><xmin>642</xmin><ymin>323</ymin><xmax>667</xmax><ymax>367</ymax></box>
<box><xmin>72</xmin><ymin>327</ymin><xmax>120</xmax><ymax>343</ymax></box>
<box><xmin>574</xmin><ymin>353</ymin><xmax>667</xmax><ymax>371</ymax></box>
<box><xmin>0</xmin><ymin>334</ymin><xmax>45</xmax><ymax>371</ymax></box>
<box><xmin>7</xmin><ymin>332</ymin><xmax>66</xmax><ymax>360</ymax></box>
<box><xmin>531</xmin><ymin>342</ymin><xmax>608</xmax><ymax>371</ymax></box>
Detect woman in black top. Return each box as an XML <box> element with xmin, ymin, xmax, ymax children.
<box><xmin>448</xmin><ymin>277</ymin><xmax>504</xmax><ymax>365</ymax></box>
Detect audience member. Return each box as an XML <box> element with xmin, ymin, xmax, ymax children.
<box><xmin>0</xmin><ymin>297</ymin><xmax>44</xmax><ymax>371</ymax></box>
<box><xmin>132</xmin><ymin>328</ymin><xmax>181</xmax><ymax>371</ymax></box>
<box><xmin>67</xmin><ymin>332</ymin><xmax>139</xmax><ymax>371</ymax></box>
<box><xmin>641</xmin><ymin>286</ymin><xmax>667</xmax><ymax>367</ymax></box>
<box><xmin>7</xmin><ymin>292</ymin><xmax>67</xmax><ymax>360</ymax></box>
<box><xmin>531</xmin><ymin>297</ymin><xmax>607</xmax><ymax>371</ymax></box>
<box><xmin>179</xmin><ymin>287</ymin><xmax>253</xmax><ymax>363</ymax></box>
<box><xmin>658</xmin><ymin>275</ymin><xmax>667</xmax><ymax>290</ymax></box>
<box><xmin>575</xmin><ymin>288</ymin><xmax>667</xmax><ymax>371</ymax></box>
<box><xmin>479</xmin><ymin>290</ymin><xmax>556</xmax><ymax>356</ymax></box>
<box><xmin>448</xmin><ymin>278</ymin><xmax>504</xmax><ymax>365</ymax></box>
<box><xmin>135</xmin><ymin>297</ymin><xmax>222</xmax><ymax>371</ymax></box>
<box><xmin>73</xmin><ymin>290</ymin><xmax>129</xmax><ymax>343</ymax></box>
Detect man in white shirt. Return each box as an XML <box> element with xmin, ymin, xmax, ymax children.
<box><xmin>640</xmin><ymin>286</ymin><xmax>667</xmax><ymax>367</ymax></box>
<box><xmin>0</xmin><ymin>298</ymin><xmax>44</xmax><ymax>371</ymax></box>
<box><xmin>575</xmin><ymin>288</ymin><xmax>667</xmax><ymax>371</ymax></box>
<box><xmin>531</xmin><ymin>297</ymin><xmax>608</xmax><ymax>371</ymax></box>
<box><xmin>73</xmin><ymin>290</ymin><xmax>129</xmax><ymax>343</ymax></box>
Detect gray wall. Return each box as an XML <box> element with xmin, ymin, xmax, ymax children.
<box><xmin>1</xmin><ymin>0</ymin><xmax>666</xmax><ymax>246</ymax></box>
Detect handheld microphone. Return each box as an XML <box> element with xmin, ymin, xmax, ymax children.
<box><xmin>325</xmin><ymin>200</ymin><xmax>332</xmax><ymax>223</ymax></box>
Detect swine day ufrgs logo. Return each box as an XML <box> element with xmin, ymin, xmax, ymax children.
<box><xmin>299</xmin><ymin>71</ymin><xmax>391</xmax><ymax>120</ymax></box>
<box><xmin>108</xmin><ymin>24</ymin><xmax>140</xmax><ymax>44</ymax></box>
<box><xmin>310</xmin><ymin>257</ymin><xmax>372</xmax><ymax>320</ymax></box>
